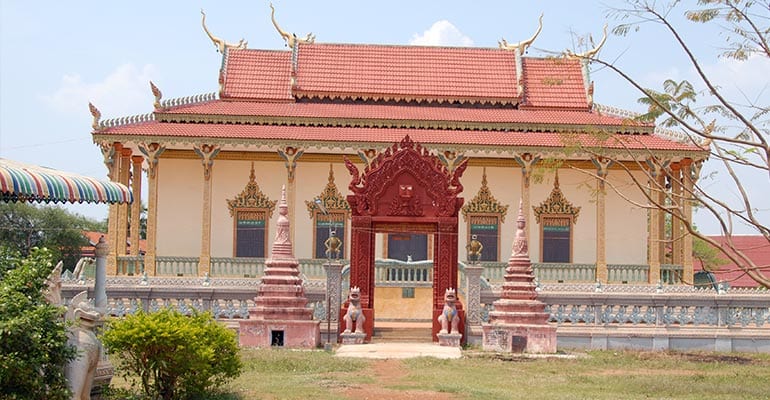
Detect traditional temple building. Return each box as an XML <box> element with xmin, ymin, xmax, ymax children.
<box><xmin>90</xmin><ymin>9</ymin><xmax>707</xmax><ymax>318</ymax></box>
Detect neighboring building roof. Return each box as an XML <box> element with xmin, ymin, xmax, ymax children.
<box><xmin>694</xmin><ymin>235</ymin><xmax>770</xmax><ymax>288</ymax></box>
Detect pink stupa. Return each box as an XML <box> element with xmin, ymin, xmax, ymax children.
<box><xmin>482</xmin><ymin>199</ymin><xmax>557</xmax><ymax>353</ymax></box>
<box><xmin>239</xmin><ymin>185</ymin><xmax>320</xmax><ymax>348</ymax></box>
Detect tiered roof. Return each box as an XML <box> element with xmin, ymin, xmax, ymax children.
<box><xmin>92</xmin><ymin>39</ymin><xmax>706</xmax><ymax>156</ymax></box>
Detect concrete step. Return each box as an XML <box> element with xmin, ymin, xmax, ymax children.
<box><xmin>373</xmin><ymin>325</ymin><xmax>434</xmax><ymax>343</ymax></box>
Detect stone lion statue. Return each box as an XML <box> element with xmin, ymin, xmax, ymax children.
<box><xmin>65</xmin><ymin>291</ymin><xmax>103</xmax><ymax>400</ymax></box>
<box><xmin>438</xmin><ymin>288</ymin><xmax>460</xmax><ymax>335</ymax></box>
<box><xmin>343</xmin><ymin>286</ymin><xmax>365</xmax><ymax>334</ymax></box>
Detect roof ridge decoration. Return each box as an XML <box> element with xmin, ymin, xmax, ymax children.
<box><xmin>201</xmin><ymin>9</ymin><xmax>247</xmax><ymax>53</ymax></box>
<box><xmin>99</xmin><ymin>112</ymin><xmax>155</xmax><ymax>129</ymax></box>
<box><xmin>88</xmin><ymin>103</ymin><xmax>102</xmax><ymax>131</ymax></box>
<box><xmin>160</xmin><ymin>92</ymin><xmax>217</xmax><ymax>109</ymax></box>
<box><xmin>227</xmin><ymin>162</ymin><xmax>277</xmax><ymax>217</ymax></box>
<box><xmin>150</xmin><ymin>81</ymin><xmax>163</xmax><ymax>110</ymax></box>
<box><xmin>533</xmin><ymin>170</ymin><xmax>581</xmax><ymax>223</ymax></box>
<box><xmin>461</xmin><ymin>167</ymin><xmax>509</xmax><ymax>222</ymax></box>
<box><xmin>593</xmin><ymin>103</ymin><xmax>641</xmax><ymax>120</ymax></box>
<box><xmin>305</xmin><ymin>164</ymin><xmax>350</xmax><ymax>217</ymax></box>
<box><xmin>498</xmin><ymin>13</ymin><xmax>543</xmax><ymax>55</ymax></box>
<box><xmin>564</xmin><ymin>24</ymin><xmax>607</xmax><ymax>59</ymax></box>
<box><xmin>270</xmin><ymin>3</ymin><xmax>315</xmax><ymax>49</ymax></box>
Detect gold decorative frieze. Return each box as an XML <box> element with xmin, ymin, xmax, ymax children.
<box><xmin>533</xmin><ymin>171</ymin><xmax>581</xmax><ymax>223</ymax></box>
<box><xmin>462</xmin><ymin>168</ymin><xmax>509</xmax><ymax>222</ymax></box>
<box><xmin>227</xmin><ymin>163</ymin><xmax>276</xmax><ymax>217</ymax></box>
<box><xmin>305</xmin><ymin>164</ymin><xmax>350</xmax><ymax>216</ymax></box>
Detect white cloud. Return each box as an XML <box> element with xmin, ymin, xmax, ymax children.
<box><xmin>702</xmin><ymin>53</ymin><xmax>770</xmax><ymax>105</ymax></box>
<box><xmin>409</xmin><ymin>20</ymin><xmax>473</xmax><ymax>47</ymax></box>
<box><xmin>42</xmin><ymin>64</ymin><xmax>159</xmax><ymax>117</ymax></box>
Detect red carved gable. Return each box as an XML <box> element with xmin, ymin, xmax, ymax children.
<box><xmin>344</xmin><ymin>136</ymin><xmax>467</xmax><ymax>218</ymax></box>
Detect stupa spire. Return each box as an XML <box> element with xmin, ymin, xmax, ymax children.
<box><xmin>271</xmin><ymin>185</ymin><xmax>293</xmax><ymax>259</ymax></box>
<box><xmin>511</xmin><ymin>199</ymin><xmax>528</xmax><ymax>258</ymax></box>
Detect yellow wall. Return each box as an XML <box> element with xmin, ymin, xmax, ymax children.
<box><xmin>374</xmin><ymin>287</ymin><xmax>433</xmax><ymax>320</ymax></box>
<box><xmin>156</xmin><ymin>158</ymin><xmax>203</xmax><ymax>256</ymax></box>
<box><xmin>604</xmin><ymin>170</ymin><xmax>648</xmax><ymax>264</ymax></box>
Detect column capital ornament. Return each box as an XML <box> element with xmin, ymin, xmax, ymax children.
<box><xmin>437</xmin><ymin>150</ymin><xmax>466</xmax><ymax>178</ymax></box>
<box><xmin>277</xmin><ymin>146</ymin><xmax>304</xmax><ymax>183</ymax></box>
<box><xmin>227</xmin><ymin>162</ymin><xmax>277</xmax><ymax>217</ymax></box>
<box><xmin>591</xmin><ymin>156</ymin><xmax>614</xmax><ymax>189</ymax></box>
<box><xmin>305</xmin><ymin>164</ymin><xmax>350</xmax><ymax>217</ymax></box>
<box><xmin>514</xmin><ymin>153</ymin><xmax>541</xmax><ymax>188</ymax></box>
<box><xmin>138</xmin><ymin>143</ymin><xmax>166</xmax><ymax>180</ymax></box>
<box><xmin>645</xmin><ymin>157</ymin><xmax>671</xmax><ymax>178</ymax></box>
<box><xmin>533</xmin><ymin>171</ymin><xmax>581</xmax><ymax>223</ymax></box>
<box><xmin>356</xmin><ymin>148</ymin><xmax>379</xmax><ymax>168</ymax></box>
<box><xmin>461</xmin><ymin>167</ymin><xmax>509</xmax><ymax>222</ymax></box>
<box><xmin>99</xmin><ymin>142</ymin><xmax>116</xmax><ymax>176</ymax></box>
<box><xmin>194</xmin><ymin>144</ymin><xmax>220</xmax><ymax>181</ymax></box>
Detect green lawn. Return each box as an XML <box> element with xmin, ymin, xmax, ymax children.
<box><xmin>108</xmin><ymin>348</ymin><xmax>770</xmax><ymax>400</ymax></box>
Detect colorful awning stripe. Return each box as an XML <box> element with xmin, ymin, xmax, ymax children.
<box><xmin>0</xmin><ymin>158</ymin><xmax>132</xmax><ymax>204</ymax></box>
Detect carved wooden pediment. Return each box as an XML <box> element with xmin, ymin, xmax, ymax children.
<box><xmin>533</xmin><ymin>172</ymin><xmax>580</xmax><ymax>223</ymax></box>
<box><xmin>227</xmin><ymin>163</ymin><xmax>276</xmax><ymax>217</ymax></box>
<box><xmin>305</xmin><ymin>164</ymin><xmax>350</xmax><ymax>217</ymax></box>
<box><xmin>344</xmin><ymin>136</ymin><xmax>467</xmax><ymax>218</ymax></box>
<box><xmin>462</xmin><ymin>168</ymin><xmax>509</xmax><ymax>222</ymax></box>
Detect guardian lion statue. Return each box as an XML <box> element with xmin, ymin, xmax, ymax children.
<box><xmin>343</xmin><ymin>287</ymin><xmax>365</xmax><ymax>334</ymax></box>
<box><xmin>65</xmin><ymin>291</ymin><xmax>103</xmax><ymax>400</ymax></box>
<box><xmin>438</xmin><ymin>288</ymin><xmax>460</xmax><ymax>334</ymax></box>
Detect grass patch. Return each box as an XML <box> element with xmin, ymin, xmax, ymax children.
<box><xmin>106</xmin><ymin>348</ymin><xmax>770</xmax><ymax>400</ymax></box>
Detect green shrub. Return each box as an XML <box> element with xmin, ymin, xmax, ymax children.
<box><xmin>0</xmin><ymin>247</ymin><xmax>76</xmax><ymax>400</ymax></box>
<box><xmin>102</xmin><ymin>308</ymin><xmax>242</xmax><ymax>400</ymax></box>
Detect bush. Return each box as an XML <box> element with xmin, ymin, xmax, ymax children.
<box><xmin>0</xmin><ymin>247</ymin><xmax>76</xmax><ymax>400</ymax></box>
<box><xmin>102</xmin><ymin>308</ymin><xmax>242</xmax><ymax>400</ymax></box>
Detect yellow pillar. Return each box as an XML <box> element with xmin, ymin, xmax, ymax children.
<box><xmin>681</xmin><ymin>159</ymin><xmax>695</xmax><ymax>284</ymax></box>
<box><xmin>139</xmin><ymin>143</ymin><xmax>165</xmax><ymax>276</ymax></box>
<box><xmin>670</xmin><ymin>163</ymin><xmax>683</xmax><ymax>267</ymax></box>
<box><xmin>592</xmin><ymin>157</ymin><xmax>612</xmax><ymax>283</ymax></box>
<box><xmin>278</xmin><ymin>146</ymin><xmax>303</xmax><ymax>251</ymax></box>
<box><xmin>195</xmin><ymin>144</ymin><xmax>220</xmax><ymax>277</ymax></box>
<box><xmin>647</xmin><ymin>160</ymin><xmax>663</xmax><ymax>284</ymax></box>
<box><xmin>129</xmin><ymin>155</ymin><xmax>143</xmax><ymax>257</ymax></box>
<box><xmin>116</xmin><ymin>148</ymin><xmax>132</xmax><ymax>259</ymax></box>
<box><xmin>102</xmin><ymin>142</ymin><xmax>120</xmax><ymax>276</ymax></box>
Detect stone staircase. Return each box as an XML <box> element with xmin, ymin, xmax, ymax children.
<box><xmin>372</xmin><ymin>321</ymin><xmax>433</xmax><ymax>343</ymax></box>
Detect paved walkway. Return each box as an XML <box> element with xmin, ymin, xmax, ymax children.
<box><xmin>335</xmin><ymin>342</ymin><xmax>462</xmax><ymax>359</ymax></box>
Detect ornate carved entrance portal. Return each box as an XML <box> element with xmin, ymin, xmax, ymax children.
<box><xmin>343</xmin><ymin>136</ymin><xmax>468</xmax><ymax>341</ymax></box>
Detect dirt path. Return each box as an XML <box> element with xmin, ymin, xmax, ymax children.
<box><xmin>339</xmin><ymin>359</ymin><xmax>457</xmax><ymax>400</ymax></box>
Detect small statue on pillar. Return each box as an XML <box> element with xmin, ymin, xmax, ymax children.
<box><xmin>437</xmin><ymin>288</ymin><xmax>462</xmax><ymax>346</ymax></box>
<box><xmin>324</xmin><ymin>229</ymin><xmax>342</xmax><ymax>260</ymax></box>
<box><xmin>467</xmin><ymin>234</ymin><xmax>483</xmax><ymax>264</ymax></box>
<box><xmin>341</xmin><ymin>287</ymin><xmax>366</xmax><ymax>344</ymax></box>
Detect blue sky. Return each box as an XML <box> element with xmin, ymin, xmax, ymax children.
<box><xmin>1</xmin><ymin>1</ymin><xmax>767</xmax><ymax>233</ymax></box>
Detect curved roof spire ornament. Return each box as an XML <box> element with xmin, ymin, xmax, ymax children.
<box><xmin>269</xmin><ymin>3</ymin><xmax>315</xmax><ymax>49</ymax></box>
<box><xmin>565</xmin><ymin>24</ymin><xmax>608</xmax><ymax>59</ymax></box>
<box><xmin>201</xmin><ymin>9</ymin><xmax>247</xmax><ymax>53</ymax></box>
<box><xmin>149</xmin><ymin>81</ymin><xmax>162</xmax><ymax>110</ymax></box>
<box><xmin>88</xmin><ymin>103</ymin><xmax>102</xmax><ymax>131</ymax></box>
<box><xmin>499</xmin><ymin>13</ymin><xmax>543</xmax><ymax>54</ymax></box>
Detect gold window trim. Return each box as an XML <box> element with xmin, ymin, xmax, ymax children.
<box><xmin>305</xmin><ymin>164</ymin><xmax>351</xmax><ymax>259</ymax></box>
<box><xmin>227</xmin><ymin>163</ymin><xmax>276</xmax><ymax>257</ymax></box>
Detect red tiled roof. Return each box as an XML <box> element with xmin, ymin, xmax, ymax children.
<box><xmin>222</xmin><ymin>49</ymin><xmax>292</xmax><ymax>101</ymax></box>
<box><xmin>521</xmin><ymin>58</ymin><xmax>588</xmax><ymax>110</ymax></box>
<box><xmin>97</xmin><ymin>121</ymin><xmax>702</xmax><ymax>152</ymax></box>
<box><xmin>160</xmin><ymin>100</ymin><xmax>647</xmax><ymax>129</ymax></box>
<box><xmin>695</xmin><ymin>235</ymin><xmax>770</xmax><ymax>288</ymax></box>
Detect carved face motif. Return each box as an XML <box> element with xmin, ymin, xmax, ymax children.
<box><xmin>399</xmin><ymin>184</ymin><xmax>413</xmax><ymax>199</ymax></box>
<box><xmin>444</xmin><ymin>288</ymin><xmax>457</xmax><ymax>304</ymax></box>
<box><xmin>349</xmin><ymin>287</ymin><xmax>361</xmax><ymax>303</ymax></box>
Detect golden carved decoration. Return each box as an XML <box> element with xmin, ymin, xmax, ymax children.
<box><xmin>201</xmin><ymin>9</ymin><xmax>247</xmax><ymax>53</ymax></box>
<box><xmin>533</xmin><ymin>171</ymin><xmax>581</xmax><ymax>223</ymax></box>
<box><xmin>565</xmin><ymin>24</ymin><xmax>607</xmax><ymax>59</ymax></box>
<box><xmin>499</xmin><ymin>13</ymin><xmax>543</xmax><ymax>54</ymax></box>
<box><xmin>305</xmin><ymin>164</ymin><xmax>350</xmax><ymax>217</ymax></box>
<box><xmin>227</xmin><ymin>162</ymin><xmax>276</xmax><ymax>217</ymax></box>
<box><xmin>149</xmin><ymin>81</ymin><xmax>163</xmax><ymax>110</ymax></box>
<box><xmin>89</xmin><ymin>103</ymin><xmax>102</xmax><ymax>131</ymax></box>
<box><xmin>461</xmin><ymin>168</ymin><xmax>509</xmax><ymax>222</ymax></box>
<box><xmin>270</xmin><ymin>3</ymin><xmax>315</xmax><ymax>49</ymax></box>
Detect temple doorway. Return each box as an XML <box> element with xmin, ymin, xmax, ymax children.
<box><xmin>342</xmin><ymin>136</ymin><xmax>468</xmax><ymax>342</ymax></box>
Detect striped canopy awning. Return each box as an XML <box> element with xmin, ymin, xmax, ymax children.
<box><xmin>0</xmin><ymin>158</ymin><xmax>132</xmax><ymax>204</ymax></box>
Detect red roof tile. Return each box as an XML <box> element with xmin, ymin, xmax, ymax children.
<box><xmin>161</xmin><ymin>100</ymin><xmax>647</xmax><ymax>130</ymax></box>
<box><xmin>98</xmin><ymin>121</ymin><xmax>702</xmax><ymax>152</ymax></box>
<box><xmin>222</xmin><ymin>49</ymin><xmax>292</xmax><ymax>101</ymax></box>
<box><xmin>521</xmin><ymin>58</ymin><xmax>588</xmax><ymax>110</ymax></box>
<box><xmin>695</xmin><ymin>235</ymin><xmax>770</xmax><ymax>288</ymax></box>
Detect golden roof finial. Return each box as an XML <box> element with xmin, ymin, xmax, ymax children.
<box><xmin>565</xmin><ymin>24</ymin><xmax>608</xmax><ymax>59</ymax></box>
<box><xmin>201</xmin><ymin>9</ymin><xmax>247</xmax><ymax>53</ymax></box>
<box><xmin>88</xmin><ymin>102</ymin><xmax>102</xmax><ymax>131</ymax></box>
<box><xmin>499</xmin><ymin>13</ymin><xmax>543</xmax><ymax>54</ymax></box>
<box><xmin>269</xmin><ymin>3</ymin><xmax>315</xmax><ymax>49</ymax></box>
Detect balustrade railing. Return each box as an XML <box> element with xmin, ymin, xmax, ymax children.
<box><xmin>661</xmin><ymin>264</ymin><xmax>683</xmax><ymax>284</ymax></box>
<box><xmin>116</xmin><ymin>256</ymin><xmax>144</xmax><ymax>276</ymax></box>
<box><xmin>210</xmin><ymin>257</ymin><xmax>265</xmax><ymax>277</ymax></box>
<box><xmin>156</xmin><ymin>256</ymin><xmax>199</xmax><ymax>276</ymax></box>
<box><xmin>607</xmin><ymin>264</ymin><xmax>649</xmax><ymax>283</ymax></box>
<box><xmin>534</xmin><ymin>263</ymin><xmax>596</xmax><ymax>282</ymax></box>
<box><xmin>374</xmin><ymin>259</ymin><xmax>433</xmax><ymax>286</ymax></box>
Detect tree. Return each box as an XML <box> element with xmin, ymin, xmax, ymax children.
<box><xmin>568</xmin><ymin>0</ymin><xmax>769</xmax><ymax>287</ymax></box>
<box><xmin>0</xmin><ymin>246</ymin><xmax>76</xmax><ymax>400</ymax></box>
<box><xmin>0</xmin><ymin>203</ymin><xmax>106</xmax><ymax>270</ymax></box>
